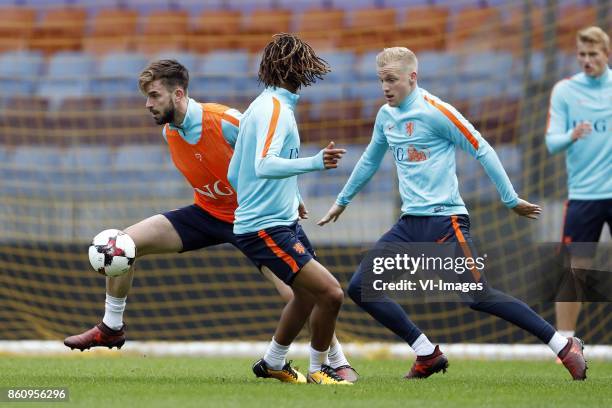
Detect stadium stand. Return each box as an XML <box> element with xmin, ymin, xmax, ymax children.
<box><xmin>0</xmin><ymin>0</ymin><xmax>610</xmax><ymax>347</ymax></box>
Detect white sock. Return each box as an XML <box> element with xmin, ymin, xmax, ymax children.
<box><xmin>102</xmin><ymin>294</ymin><xmax>126</xmax><ymax>330</ymax></box>
<box><xmin>263</xmin><ymin>337</ymin><xmax>290</xmax><ymax>370</ymax></box>
<box><xmin>549</xmin><ymin>332</ymin><xmax>570</xmax><ymax>355</ymax></box>
<box><xmin>309</xmin><ymin>345</ymin><xmax>329</xmax><ymax>373</ymax></box>
<box><xmin>558</xmin><ymin>330</ymin><xmax>575</xmax><ymax>338</ymax></box>
<box><xmin>411</xmin><ymin>333</ymin><xmax>435</xmax><ymax>356</ymax></box>
<box><xmin>328</xmin><ymin>341</ymin><xmax>350</xmax><ymax>368</ymax></box>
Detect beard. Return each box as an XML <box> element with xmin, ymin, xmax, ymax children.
<box><xmin>151</xmin><ymin>102</ymin><xmax>175</xmax><ymax>125</ymax></box>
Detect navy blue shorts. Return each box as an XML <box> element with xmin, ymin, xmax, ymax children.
<box><xmin>235</xmin><ymin>222</ymin><xmax>316</xmax><ymax>286</ymax></box>
<box><xmin>162</xmin><ymin>204</ymin><xmax>238</xmax><ymax>252</ymax></box>
<box><xmin>562</xmin><ymin>199</ymin><xmax>612</xmax><ymax>243</ymax></box>
<box><xmin>379</xmin><ymin>214</ymin><xmax>483</xmax><ymax>284</ymax></box>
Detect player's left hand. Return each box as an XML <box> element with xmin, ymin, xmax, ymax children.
<box><xmin>512</xmin><ymin>198</ymin><xmax>542</xmax><ymax>219</ymax></box>
<box><xmin>298</xmin><ymin>202</ymin><xmax>309</xmax><ymax>219</ymax></box>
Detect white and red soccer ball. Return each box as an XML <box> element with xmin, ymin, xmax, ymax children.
<box><xmin>88</xmin><ymin>229</ymin><xmax>136</xmax><ymax>277</ymax></box>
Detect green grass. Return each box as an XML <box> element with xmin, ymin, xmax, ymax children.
<box><xmin>0</xmin><ymin>356</ymin><xmax>610</xmax><ymax>408</ymax></box>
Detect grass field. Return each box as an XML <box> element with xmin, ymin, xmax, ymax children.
<box><xmin>1</xmin><ymin>356</ymin><xmax>611</xmax><ymax>407</ymax></box>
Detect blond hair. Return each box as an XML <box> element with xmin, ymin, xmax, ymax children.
<box><xmin>376</xmin><ymin>47</ymin><xmax>418</xmax><ymax>72</ymax></box>
<box><xmin>577</xmin><ymin>26</ymin><xmax>610</xmax><ymax>53</ymax></box>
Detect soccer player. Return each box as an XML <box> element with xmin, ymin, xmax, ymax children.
<box><xmin>227</xmin><ymin>33</ymin><xmax>351</xmax><ymax>385</ymax></box>
<box><xmin>318</xmin><ymin>47</ymin><xmax>587</xmax><ymax>380</ymax></box>
<box><xmin>546</xmin><ymin>26</ymin><xmax>611</xmax><ymax>338</ymax></box>
<box><xmin>63</xmin><ymin>59</ymin><xmax>357</xmax><ymax>382</ymax></box>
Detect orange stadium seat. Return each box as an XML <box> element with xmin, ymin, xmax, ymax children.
<box><xmin>296</xmin><ymin>8</ymin><xmax>345</xmax><ymax>50</ymax></box>
<box><xmin>29</xmin><ymin>7</ymin><xmax>88</xmax><ymax>55</ymax></box>
<box><xmin>499</xmin><ymin>7</ymin><xmax>545</xmax><ymax>53</ymax></box>
<box><xmin>241</xmin><ymin>9</ymin><xmax>293</xmax><ymax>52</ymax></box>
<box><xmin>557</xmin><ymin>6</ymin><xmax>597</xmax><ymax>51</ymax></box>
<box><xmin>188</xmin><ymin>10</ymin><xmax>242</xmax><ymax>53</ymax></box>
<box><xmin>339</xmin><ymin>7</ymin><xmax>397</xmax><ymax>53</ymax></box>
<box><xmin>83</xmin><ymin>8</ymin><xmax>139</xmax><ymax>55</ymax></box>
<box><xmin>0</xmin><ymin>7</ymin><xmax>37</xmax><ymax>52</ymax></box>
<box><xmin>395</xmin><ymin>6</ymin><xmax>449</xmax><ymax>52</ymax></box>
<box><xmin>134</xmin><ymin>10</ymin><xmax>189</xmax><ymax>54</ymax></box>
<box><xmin>447</xmin><ymin>6</ymin><xmax>503</xmax><ymax>51</ymax></box>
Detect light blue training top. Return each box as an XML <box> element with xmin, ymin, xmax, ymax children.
<box><xmin>228</xmin><ymin>87</ymin><xmax>325</xmax><ymax>234</ymax></box>
<box><xmin>336</xmin><ymin>86</ymin><xmax>519</xmax><ymax>216</ymax></box>
<box><xmin>546</xmin><ymin>67</ymin><xmax>612</xmax><ymax>200</ymax></box>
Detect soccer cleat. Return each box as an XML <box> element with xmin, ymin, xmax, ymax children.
<box><xmin>64</xmin><ymin>322</ymin><xmax>126</xmax><ymax>351</ymax></box>
<box><xmin>404</xmin><ymin>345</ymin><xmax>449</xmax><ymax>379</ymax></box>
<box><xmin>558</xmin><ymin>337</ymin><xmax>587</xmax><ymax>380</ymax></box>
<box><xmin>307</xmin><ymin>364</ymin><xmax>353</xmax><ymax>385</ymax></box>
<box><xmin>334</xmin><ymin>365</ymin><xmax>359</xmax><ymax>383</ymax></box>
<box><xmin>252</xmin><ymin>359</ymin><xmax>306</xmax><ymax>384</ymax></box>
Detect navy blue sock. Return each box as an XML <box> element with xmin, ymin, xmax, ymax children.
<box><xmin>469</xmin><ymin>288</ymin><xmax>555</xmax><ymax>343</ymax></box>
<box><xmin>348</xmin><ymin>265</ymin><xmax>422</xmax><ymax>345</ymax></box>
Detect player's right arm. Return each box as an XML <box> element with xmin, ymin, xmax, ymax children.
<box><xmin>545</xmin><ymin>81</ymin><xmax>590</xmax><ymax>154</ymax></box>
<box><xmin>318</xmin><ymin>110</ymin><xmax>388</xmax><ymax>226</ymax></box>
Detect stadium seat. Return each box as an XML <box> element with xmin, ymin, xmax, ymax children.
<box><xmin>225</xmin><ymin>0</ymin><xmax>274</xmax><ymax>13</ymax></box>
<box><xmin>447</xmin><ymin>6</ymin><xmax>503</xmax><ymax>51</ymax></box>
<box><xmin>340</xmin><ymin>7</ymin><xmax>397</xmax><ymax>53</ymax></box>
<box><xmin>416</xmin><ymin>51</ymin><xmax>459</xmax><ymax>91</ymax></box>
<box><xmin>557</xmin><ymin>5</ymin><xmax>597</xmax><ymax>51</ymax></box>
<box><xmin>192</xmin><ymin>10</ymin><xmax>242</xmax><ymax>36</ymax></box>
<box><xmin>134</xmin><ymin>10</ymin><xmax>189</xmax><ymax>54</ymax></box>
<box><xmin>240</xmin><ymin>9</ymin><xmax>293</xmax><ymax>52</ymax></box>
<box><xmin>354</xmin><ymin>50</ymin><xmax>380</xmax><ymax>80</ymax></box>
<box><xmin>296</xmin><ymin>8</ymin><xmax>345</xmax><ymax>49</ymax></box>
<box><xmin>346</xmin><ymin>80</ymin><xmax>384</xmax><ymax>118</ymax></box>
<box><xmin>330</xmin><ymin>0</ymin><xmax>377</xmax><ymax>10</ymax></box>
<box><xmin>499</xmin><ymin>7</ymin><xmax>545</xmax><ymax>53</ymax></box>
<box><xmin>0</xmin><ymin>50</ymin><xmax>44</xmax><ymax>95</ymax></box>
<box><xmin>90</xmin><ymin>52</ymin><xmax>148</xmax><ymax>97</ymax></box>
<box><xmin>179</xmin><ymin>0</ymin><xmax>226</xmax><ymax>14</ymax></box>
<box><xmin>276</xmin><ymin>0</ymin><xmax>325</xmax><ymax>12</ymax></box>
<box><xmin>36</xmin><ymin>51</ymin><xmax>94</xmax><ymax>108</ymax></box>
<box><xmin>0</xmin><ymin>7</ymin><xmax>36</xmax><ymax>52</ymax></box>
<box><xmin>28</xmin><ymin>7</ymin><xmax>88</xmax><ymax>55</ymax></box>
<box><xmin>316</xmin><ymin>50</ymin><xmax>357</xmax><ymax>82</ymax></box>
<box><xmin>83</xmin><ymin>8</ymin><xmax>138</xmax><ymax>54</ymax></box>
<box><xmin>396</xmin><ymin>6</ymin><xmax>449</xmax><ymax>52</ymax></box>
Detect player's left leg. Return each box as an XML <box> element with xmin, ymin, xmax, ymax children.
<box><xmin>448</xmin><ymin>215</ymin><xmax>586</xmax><ymax>380</ymax></box>
<box><xmin>261</xmin><ymin>266</ymin><xmax>358</xmax><ymax>382</ymax></box>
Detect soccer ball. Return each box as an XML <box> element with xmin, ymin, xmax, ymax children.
<box><xmin>88</xmin><ymin>229</ymin><xmax>136</xmax><ymax>277</ymax></box>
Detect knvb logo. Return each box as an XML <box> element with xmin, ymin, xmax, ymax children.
<box><xmin>195</xmin><ymin>180</ymin><xmax>234</xmax><ymax>200</ymax></box>
<box><xmin>405</xmin><ymin>121</ymin><xmax>414</xmax><ymax>137</ymax></box>
<box><xmin>293</xmin><ymin>242</ymin><xmax>306</xmax><ymax>255</ymax></box>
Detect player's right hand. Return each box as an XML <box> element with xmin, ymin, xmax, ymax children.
<box><xmin>317</xmin><ymin>204</ymin><xmax>346</xmax><ymax>226</ymax></box>
<box><xmin>322</xmin><ymin>141</ymin><xmax>346</xmax><ymax>169</ymax></box>
<box><xmin>511</xmin><ymin>198</ymin><xmax>542</xmax><ymax>219</ymax></box>
<box><xmin>571</xmin><ymin>122</ymin><xmax>592</xmax><ymax>141</ymax></box>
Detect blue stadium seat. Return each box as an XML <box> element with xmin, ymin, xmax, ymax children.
<box><xmin>5</xmin><ymin>145</ymin><xmax>65</xmax><ymax>198</ymax></box>
<box><xmin>198</xmin><ymin>50</ymin><xmax>251</xmax><ymax>77</ymax></box>
<box><xmin>225</xmin><ymin>0</ymin><xmax>274</xmax><ymax>12</ymax></box>
<box><xmin>346</xmin><ymin>81</ymin><xmax>384</xmax><ymax>117</ymax></box>
<box><xmin>330</xmin><ymin>0</ymin><xmax>378</xmax><ymax>11</ymax></box>
<box><xmin>458</xmin><ymin>51</ymin><xmax>515</xmax><ymax>82</ymax></box>
<box><xmin>417</xmin><ymin>51</ymin><xmax>459</xmax><ymax>89</ymax></box>
<box><xmin>0</xmin><ymin>51</ymin><xmax>44</xmax><ymax>95</ymax></box>
<box><xmin>192</xmin><ymin>50</ymin><xmax>254</xmax><ymax>101</ymax></box>
<box><xmin>276</xmin><ymin>0</ymin><xmax>325</xmax><ymax>12</ymax></box>
<box><xmin>317</xmin><ymin>50</ymin><xmax>357</xmax><ymax>83</ymax></box>
<box><xmin>355</xmin><ymin>50</ymin><xmax>380</xmax><ymax>80</ymax></box>
<box><xmin>46</xmin><ymin>51</ymin><xmax>96</xmax><ymax>80</ymax></box>
<box><xmin>91</xmin><ymin>52</ymin><xmax>148</xmax><ymax>97</ymax></box>
<box><xmin>38</xmin><ymin>52</ymin><xmax>95</xmax><ymax>107</ymax></box>
<box><xmin>179</xmin><ymin>0</ymin><xmax>226</xmax><ymax>14</ymax></box>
